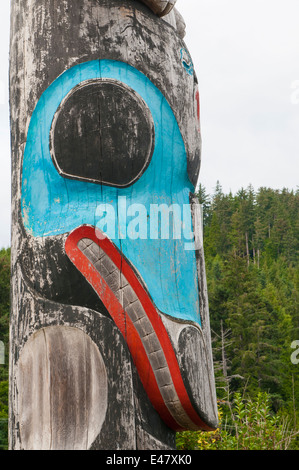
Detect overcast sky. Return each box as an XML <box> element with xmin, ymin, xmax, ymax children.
<box><xmin>0</xmin><ymin>0</ymin><xmax>298</xmax><ymax>247</ymax></box>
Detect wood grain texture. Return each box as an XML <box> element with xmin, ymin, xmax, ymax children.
<box><xmin>15</xmin><ymin>326</ymin><xmax>108</xmax><ymax>450</ymax></box>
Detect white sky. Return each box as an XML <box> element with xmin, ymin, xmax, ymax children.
<box><xmin>0</xmin><ymin>0</ymin><xmax>298</xmax><ymax>247</ymax></box>
<box><xmin>179</xmin><ymin>0</ymin><xmax>299</xmax><ymax>197</ymax></box>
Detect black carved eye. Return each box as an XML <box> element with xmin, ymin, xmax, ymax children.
<box><xmin>50</xmin><ymin>80</ymin><xmax>155</xmax><ymax>187</ymax></box>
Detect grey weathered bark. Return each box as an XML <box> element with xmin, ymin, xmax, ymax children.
<box><xmin>9</xmin><ymin>0</ymin><xmax>218</xmax><ymax>450</ymax></box>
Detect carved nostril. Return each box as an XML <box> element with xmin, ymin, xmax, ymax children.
<box><xmin>50</xmin><ymin>79</ymin><xmax>155</xmax><ymax>188</ymax></box>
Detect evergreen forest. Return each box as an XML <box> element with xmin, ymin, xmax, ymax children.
<box><xmin>0</xmin><ymin>183</ymin><xmax>298</xmax><ymax>450</ymax></box>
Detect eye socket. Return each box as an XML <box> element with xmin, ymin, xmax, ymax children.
<box><xmin>50</xmin><ymin>79</ymin><xmax>155</xmax><ymax>187</ymax></box>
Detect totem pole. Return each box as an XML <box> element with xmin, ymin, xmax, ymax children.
<box><xmin>9</xmin><ymin>0</ymin><xmax>218</xmax><ymax>450</ymax></box>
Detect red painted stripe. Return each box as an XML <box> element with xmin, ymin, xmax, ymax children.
<box><xmin>195</xmin><ymin>88</ymin><xmax>200</xmax><ymax>124</ymax></box>
<box><xmin>65</xmin><ymin>229</ymin><xmax>183</xmax><ymax>431</ymax></box>
<box><xmin>96</xmin><ymin>228</ymin><xmax>215</xmax><ymax>432</ymax></box>
<box><xmin>66</xmin><ymin>225</ymin><xmax>215</xmax><ymax>432</ymax></box>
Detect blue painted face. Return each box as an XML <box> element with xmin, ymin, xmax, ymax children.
<box><xmin>21</xmin><ymin>60</ymin><xmax>201</xmax><ymax>325</ymax></box>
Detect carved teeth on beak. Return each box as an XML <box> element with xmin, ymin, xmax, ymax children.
<box><xmin>65</xmin><ymin>225</ymin><xmax>217</xmax><ymax>432</ymax></box>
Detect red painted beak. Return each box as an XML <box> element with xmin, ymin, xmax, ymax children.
<box><xmin>65</xmin><ymin>224</ymin><xmax>216</xmax><ymax>432</ymax></box>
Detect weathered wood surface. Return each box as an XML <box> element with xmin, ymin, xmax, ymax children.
<box><xmin>142</xmin><ymin>0</ymin><xmax>177</xmax><ymax>17</ymax></box>
<box><xmin>0</xmin><ymin>341</ymin><xmax>4</xmax><ymax>365</ymax></box>
<box><xmin>15</xmin><ymin>326</ymin><xmax>108</xmax><ymax>450</ymax></box>
<box><xmin>9</xmin><ymin>0</ymin><xmax>218</xmax><ymax>450</ymax></box>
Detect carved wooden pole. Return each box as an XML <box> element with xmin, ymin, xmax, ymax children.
<box><xmin>9</xmin><ymin>0</ymin><xmax>218</xmax><ymax>450</ymax></box>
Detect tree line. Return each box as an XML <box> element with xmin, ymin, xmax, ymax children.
<box><xmin>199</xmin><ymin>183</ymin><xmax>298</xmax><ymax>406</ymax></box>
<box><xmin>177</xmin><ymin>183</ymin><xmax>299</xmax><ymax>449</ymax></box>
